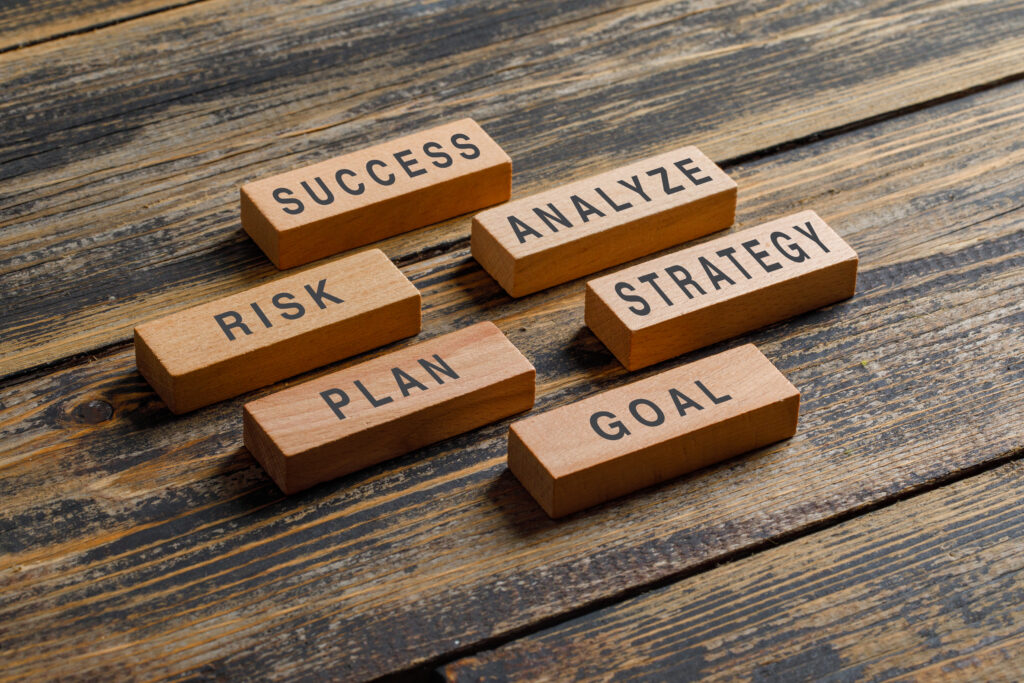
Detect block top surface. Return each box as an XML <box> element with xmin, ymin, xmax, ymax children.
<box><xmin>134</xmin><ymin>248</ymin><xmax>418</xmax><ymax>376</ymax></box>
<box><xmin>240</xmin><ymin>118</ymin><xmax>510</xmax><ymax>231</ymax></box>
<box><xmin>473</xmin><ymin>145</ymin><xmax>735</xmax><ymax>258</ymax></box>
<box><xmin>587</xmin><ymin>210</ymin><xmax>858</xmax><ymax>330</ymax></box>
<box><xmin>510</xmin><ymin>344</ymin><xmax>798</xmax><ymax>478</ymax></box>
<box><xmin>244</xmin><ymin>321</ymin><xmax>535</xmax><ymax>457</ymax></box>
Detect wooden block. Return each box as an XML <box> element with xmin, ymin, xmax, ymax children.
<box><xmin>586</xmin><ymin>210</ymin><xmax>858</xmax><ymax>370</ymax></box>
<box><xmin>508</xmin><ymin>344</ymin><xmax>799</xmax><ymax>518</ymax></box>
<box><xmin>244</xmin><ymin>322</ymin><xmax>536</xmax><ymax>494</ymax></box>
<box><xmin>471</xmin><ymin>146</ymin><xmax>736</xmax><ymax>297</ymax></box>
<box><xmin>241</xmin><ymin>119</ymin><xmax>512</xmax><ymax>269</ymax></box>
<box><xmin>134</xmin><ymin>249</ymin><xmax>420</xmax><ymax>414</ymax></box>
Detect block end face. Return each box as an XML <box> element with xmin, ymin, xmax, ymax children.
<box><xmin>241</xmin><ymin>187</ymin><xmax>285</xmax><ymax>269</ymax></box>
<box><xmin>507</xmin><ymin>426</ymin><xmax>558</xmax><ymax>518</ymax></box>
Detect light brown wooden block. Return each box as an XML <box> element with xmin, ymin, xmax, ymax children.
<box><xmin>242</xmin><ymin>118</ymin><xmax>512</xmax><ymax>269</ymax></box>
<box><xmin>471</xmin><ymin>146</ymin><xmax>736</xmax><ymax>297</ymax></box>
<box><xmin>586</xmin><ymin>210</ymin><xmax>858</xmax><ymax>370</ymax></box>
<box><xmin>134</xmin><ymin>249</ymin><xmax>420</xmax><ymax>414</ymax></box>
<box><xmin>508</xmin><ymin>344</ymin><xmax>799</xmax><ymax>518</ymax></box>
<box><xmin>244</xmin><ymin>322</ymin><xmax>536</xmax><ymax>494</ymax></box>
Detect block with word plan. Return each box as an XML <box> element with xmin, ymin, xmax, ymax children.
<box><xmin>508</xmin><ymin>344</ymin><xmax>799</xmax><ymax>518</ymax></box>
<box><xmin>586</xmin><ymin>210</ymin><xmax>858</xmax><ymax>370</ymax></box>
<box><xmin>244</xmin><ymin>322</ymin><xmax>536</xmax><ymax>494</ymax></box>
<box><xmin>134</xmin><ymin>249</ymin><xmax>420</xmax><ymax>414</ymax></box>
<box><xmin>471</xmin><ymin>146</ymin><xmax>736</xmax><ymax>297</ymax></box>
<box><xmin>242</xmin><ymin>119</ymin><xmax>512</xmax><ymax>268</ymax></box>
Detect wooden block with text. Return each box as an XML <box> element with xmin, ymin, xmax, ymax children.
<box><xmin>134</xmin><ymin>249</ymin><xmax>420</xmax><ymax>414</ymax></box>
<box><xmin>242</xmin><ymin>118</ymin><xmax>512</xmax><ymax>268</ymax></box>
<box><xmin>471</xmin><ymin>146</ymin><xmax>736</xmax><ymax>297</ymax></box>
<box><xmin>586</xmin><ymin>210</ymin><xmax>858</xmax><ymax>370</ymax></box>
<box><xmin>244</xmin><ymin>322</ymin><xmax>536</xmax><ymax>494</ymax></box>
<box><xmin>508</xmin><ymin>344</ymin><xmax>799</xmax><ymax>518</ymax></box>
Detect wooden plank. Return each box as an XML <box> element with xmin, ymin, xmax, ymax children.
<box><xmin>0</xmin><ymin>0</ymin><xmax>193</xmax><ymax>52</ymax></box>
<box><xmin>586</xmin><ymin>210</ymin><xmax>858</xmax><ymax>369</ymax></box>
<box><xmin>471</xmin><ymin>145</ymin><xmax>736</xmax><ymax>296</ymax></box>
<box><xmin>3</xmin><ymin>0</ymin><xmax>1024</xmax><ymax>376</ymax></box>
<box><xmin>1</xmin><ymin>80</ymin><xmax>1022</xmax><ymax>680</ymax></box>
<box><xmin>509</xmin><ymin>344</ymin><xmax>799</xmax><ymax>518</ymax></box>
<box><xmin>135</xmin><ymin>249</ymin><xmax>421</xmax><ymax>413</ymax></box>
<box><xmin>440</xmin><ymin>460</ymin><xmax>1024</xmax><ymax>681</ymax></box>
<box><xmin>245</xmin><ymin>321</ymin><xmax>535</xmax><ymax>493</ymax></box>
<box><xmin>242</xmin><ymin>118</ymin><xmax>511</xmax><ymax>269</ymax></box>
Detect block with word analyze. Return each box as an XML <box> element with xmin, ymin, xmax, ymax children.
<box><xmin>508</xmin><ymin>344</ymin><xmax>799</xmax><ymax>518</ymax></box>
<box><xmin>244</xmin><ymin>322</ymin><xmax>535</xmax><ymax>494</ymax></box>
<box><xmin>586</xmin><ymin>210</ymin><xmax>858</xmax><ymax>370</ymax></box>
<box><xmin>134</xmin><ymin>249</ymin><xmax>420</xmax><ymax>414</ymax></box>
<box><xmin>242</xmin><ymin>119</ymin><xmax>512</xmax><ymax>269</ymax></box>
<box><xmin>471</xmin><ymin>146</ymin><xmax>736</xmax><ymax>297</ymax></box>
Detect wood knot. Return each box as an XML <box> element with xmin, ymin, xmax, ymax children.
<box><xmin>72</xmin><ymin>399</ymin><xmax>113</xmax><ymax>424</ymax></box>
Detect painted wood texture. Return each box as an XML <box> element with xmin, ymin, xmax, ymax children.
<box><xmin>242</xmin><ymin>118</ymin><xmax>511</xmax><ymax>268</ymax></box>
<box><xmin>509</xmin><ymin>344</ymin><xmax>798</xmax><ymax>517</ymax></box>
<box><xmin>442</xmin><ymin>459</ymin><xmax>1024</xmax><ymax>681</ymax></box>
<box><xmin>245</xmin><ymin>322</ymin><xmax>535</xmax><ymax>493</ymax></box>
<box><xmin>3</xmin><ymin>0</ymin><xmax>1024</xmax><ymax>376</ymax></box>
<box><xmin>3</xmin><ymin>58</ymin><xmax>1023</xmax><ymax>679</ymax></box>
<box><xmin>471</xmin><ymin>146</ymin><xmax>736</xmax><ymax>296</ymax></box>
<box><xmin>586</xmin><ymin>210</ymin><xmax>858</xmax><ymax>369</ymax></box>
<box><xmin>135</xmin><ymin>248</ymin><xmax>421</xmax><ymax>413</ymax></box>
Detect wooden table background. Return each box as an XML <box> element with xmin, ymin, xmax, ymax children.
<box><xmin>2</xmin><ymin>1</ymin><xmax>1024</xmax><ymax>680</ymax></box>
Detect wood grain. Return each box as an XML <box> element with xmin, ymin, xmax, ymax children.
<box><xmin>441</xmin><ymin>458</ymin><xmax>1024</xmax><ymax>681</ymax></box>
<box><xmin>1</xmin><ymin>77</ymin><xmax>1021</xmax><ymax>679</ymax></box>
<box><xmin>3</xmin><ymin>0</ymin><xmax>1024</xmax><ymax>376</ymax></box>
<box><xmin>0</xmin><ymin>0</ymin><xmax>196</xmax><ymax>52</ymax></box>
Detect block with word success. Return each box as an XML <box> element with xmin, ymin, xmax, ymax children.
<box><xmin>134</xmin><ymin>249</ymin><xmax>420</xmax><ymax>414</ymax></box>
<box><xmin>244</xmin><ymin>322</ymin><xmax>535</xmax><ymax>493</ymax></box>
<box><xmin>586</xmin><ymin>210</ymin><xmax>858</xmax><ymax>370</ymax></box>
<box><xmin>471</xmin><ymin>146</ymin><xmax>736</xmax><ymax>297</ymax></box>
<box><xmin>242</xmin><ymin>119</ymin><xmax>512</xmax><ymax>269</ymax></box>
<box><xmin>508</xmin><ymin>344</ymin><xmax>798</xmax><ymax>518</ymax></box>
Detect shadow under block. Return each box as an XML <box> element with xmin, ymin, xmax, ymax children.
<box><xmin>241</xmin><ymin>118</ymin><xmax>512</xmax><ymax>269</ymax></box>
<box><xmin>508</xmin><ymin>344</ymin><xmax>799</xmax><ymax>518</ymax></box>
<box><xmin>471</xmin><ymin>146</ymin><xmax>736</xmax><ymax>297</ymax></box>
<box><xmin>586</xmin><ymin>210</ymin><xmax>859</xmax><ymax>371</ymax></box>
<box><xmin>244</xmin><ymin>322</ymin><xmax>536</xmax><ymax>494</ymax></box>
<box><xmin>134</xmin><ymin>249</ymin><xmax>421</xmax><ymax>414</ymax></box>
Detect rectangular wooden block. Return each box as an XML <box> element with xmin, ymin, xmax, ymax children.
<box><xmin>471</xmin><ymin>146</ymin><xmax>736</xmax><ymax>297</ymax></box>
<box><xmin>508</xmin><ymin>344</ymin><xmax>799</xmax><ymax>518</ymax></box>
<box><xmin>134</xmin><ymin>249</ymin><xmax>420</xmax><ymax>414</ymax></box>
<box><xmin>586</xmin><ymin>210</ymin><xmax>858</xmax><ymax>370</ymax></box>
<box><xmin>244</xmin><ymin>322</ymin><xmax>536</xmax><ymax>494</ymax></box>
<box><xmin>242</xmin><ymin>118</ymin><xmax>512</xmax><ymax>269</ymax></box>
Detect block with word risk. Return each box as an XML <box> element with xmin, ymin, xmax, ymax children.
<box><xmin>244</xmin><ymin>322</ymin><xmax>535</xmax><ymax>494</ymax></box>
<box><xmin>471</xmin><ymin>146</ymin><xmax>736</xmax><ymax>297</ymax></box>
<box><xmin>508</xmin><ymin>344</ymin><xmax>799</xmax><ymax>518</ymax></box>
<box><xmin>586</xmin><ymin>210</ymin><xmax>858</xmax><ymax>370</ymax></box>
<box><xmin>134</xmin><ymin>249</ymin><xmax>420</xmax><ymax>414</ymax></box>
<box><xmin>241</xmin><ymin>119</ymin><xmax>512</xmax><ymax>269</ymax></box>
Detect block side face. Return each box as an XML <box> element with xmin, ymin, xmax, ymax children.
<box><xmin>507</xmin><ymin>426</ymin><xmax>557</xmax><ymax>518</ymax></box>
<box><xmin>584</xmin><ymin>285</ymin><xmax>633</xmax><ymax>369</ymax></box>
<box><xmin>240</xmin><ymin>187</ymin><xmax>283</xmax><ymax>268</ymax></box>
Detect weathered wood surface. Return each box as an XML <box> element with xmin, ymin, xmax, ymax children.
<box><xmin>2</xmin><ymin>66</ymin><xmax>1022</xmax><ymax>678</ymax></box>
<box><xmin>0</xmin><ymin>0</ymin><xmax>190</xmax><ymax>52</ymax></box>
<box><xmin>442</xmin><ymin>458</ymin><xmax>1024</xmax><ymax>681</ymax></box>
<box><xmin>3</xmin><ymin>0</ymin><xmax>1024</xmax><ymax>376</ymax></box>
